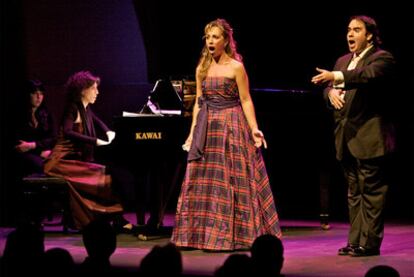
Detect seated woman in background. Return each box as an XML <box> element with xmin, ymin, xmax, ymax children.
<box><xmin>44</xmin><ymin>71</ymin><xmax>137</xmax><ymax>233</ymax></box>
<box><xmin>14</xmin><ymin>79</ymin><xmax>56</xmax><ymax>177</ymax></box>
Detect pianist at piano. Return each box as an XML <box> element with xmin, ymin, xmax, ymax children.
<box><xmin>44</xmin><ymin>70</ymin><xmax>139</xmax><ymax>234</ymax></box>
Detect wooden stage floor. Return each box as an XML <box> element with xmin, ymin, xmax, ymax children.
<box><xmin>1</xmin><ymin>213</ymin><xmax>413</xmax><ymax>276</ymax></box>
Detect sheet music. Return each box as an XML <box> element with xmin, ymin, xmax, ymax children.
<box><xmin>122</xmin><ymin>111</ymin><xmax>164</xmax><ymax>117</ymax></box>
<box><xmin>147</xmin><ymin>99</ymin><xmax>182</xmax><ymax>115</ymax></box>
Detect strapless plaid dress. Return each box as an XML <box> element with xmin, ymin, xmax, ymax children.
<box><xmin>171</xmin><ymin>76</ymin><xmax>281</xmax><ymax>251</ymax></box>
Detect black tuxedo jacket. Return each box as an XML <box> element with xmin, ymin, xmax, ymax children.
<box><xmin>323</xmin><ymin>47</ymin><xmax>396</xmax><ymax>160</ymax></box>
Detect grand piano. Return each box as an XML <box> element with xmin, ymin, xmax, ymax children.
<box><xmin>109</xmin><ymin>80</ymin><xmax>193</xmax><ymax>228</ymax></box>
<box><xmin>111</xmin><ymin>115</ymin><xmax>190</xmax><ymax>226</ymax></box>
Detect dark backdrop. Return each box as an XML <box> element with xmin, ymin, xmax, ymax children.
<box><xmin>1</xmin><ymin>0</ymin><xmax>413</xmax><ymax>225</ymax></box>
<box><xmin>134</xmin><ymin>1</ymin><xmax>414</xmax><ymax>89</ymax></box>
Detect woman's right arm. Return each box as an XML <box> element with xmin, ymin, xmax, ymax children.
<box><xmin>62</xmin><ymin>104</ymin><xmax>96</xmax><ymax>145</ymax></box>
<box><xmin>183</xmin><ymin>68</ymin><xmax>203</xmax><ymax>148</ymax></box>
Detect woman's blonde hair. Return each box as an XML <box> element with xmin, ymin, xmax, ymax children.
<box><xmin>197</xmin><ymin>18</ymin><xmax>242</xmax><ymax>80</ymax></box>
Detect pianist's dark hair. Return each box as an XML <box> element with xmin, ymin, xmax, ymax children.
<box><xmin>65</xmin><ymin>70</ymin><xmax>100</xmax><ymax>103</ymax></box>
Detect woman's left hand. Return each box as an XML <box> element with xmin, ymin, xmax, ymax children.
<box><xmin>252</xmin><ymin>129</ymin><xmax>267</xmax><ymax>149</ymax></box>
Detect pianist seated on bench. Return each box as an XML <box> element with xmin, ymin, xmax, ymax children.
<box><xmin>44</xmin><ymin>71</ymin><xmax>139</xmax><ymax>234</ymax></box>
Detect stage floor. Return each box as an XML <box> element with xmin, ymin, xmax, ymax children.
<box><xmin>1</xmin><ymin>213</ymin><xmax>413</xmax><ymax>276</ymax></box>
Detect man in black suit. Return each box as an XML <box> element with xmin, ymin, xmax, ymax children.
<box><xmin>311</xmin><ymin>15</ymin><xmax>396</xmax><ymax>257</ymax></box>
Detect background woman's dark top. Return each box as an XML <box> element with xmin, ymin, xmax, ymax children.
<box><xmin>14</xmin><ymin>104</ymin><xmax>56</xmax><ymax>175</ymax></box>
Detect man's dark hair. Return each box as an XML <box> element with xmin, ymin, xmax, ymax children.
<box><xmin>350</xmin><ymin>15</ymin><xmax>382</xmax><ymax>46</ymax></box>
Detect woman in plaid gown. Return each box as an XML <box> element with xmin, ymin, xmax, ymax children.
<box><xmin>171</xmin><ymin>18</ymin><xmax>281</xmax><ymax>251</ymax></box>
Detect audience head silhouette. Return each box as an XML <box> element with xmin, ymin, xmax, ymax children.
<box><xmin>82</xmin><ymin>219</ymin><xmax>117</xmax><ymax>259</ymax></box>
<box><xmin>140</xmin><ymin>242</ymin><xmax>182</xmax><ymax>277</ymax></box>
<box><xmin>251</xmin><ymin>234</ymin><xmax>284</xmax><ymax>276</ymax></box>
<box><xmin>214</xmin><ymin>253</ymin><xmax>253</xmax><ymax>277</ymax></box>
<box><xmin>1</xmin><ymin>223</ymin><xmax>45</xmax><ymax>275</ymax></box>
<box><xmin>79</xmin><ymin>219</ymin><xmax>117</xmax><ymax>275</ymax></box>
<box><xmin>365</xmin><ymin>265</ymin><xmax>400</xmax><ymax>277</ymax></box>
<box><xmin>41</xmin><ymin>247</ymin><xmax>75</xmax><ymax>277</ymax></box>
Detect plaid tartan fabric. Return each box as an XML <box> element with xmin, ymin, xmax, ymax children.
<box><xmin>171</xmin><ymin>77</ymin><xmax>281</xmax><ymax>250</ymax></box>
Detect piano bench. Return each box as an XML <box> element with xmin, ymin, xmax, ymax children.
<box><xmin>21</xmin><ymin>174</ymin><xmax>71</xmax><ymax>232</ymax></box>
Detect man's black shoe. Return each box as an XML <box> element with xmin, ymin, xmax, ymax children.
<box><xmin>338</xmin><ymin>244</ymin><xmax>358</xmax><ymax>256</ymax></box>
<box><xmin>350</xmin><ymin>246</ymin><xmax>380</xmax><ymax>257</ymax></box>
